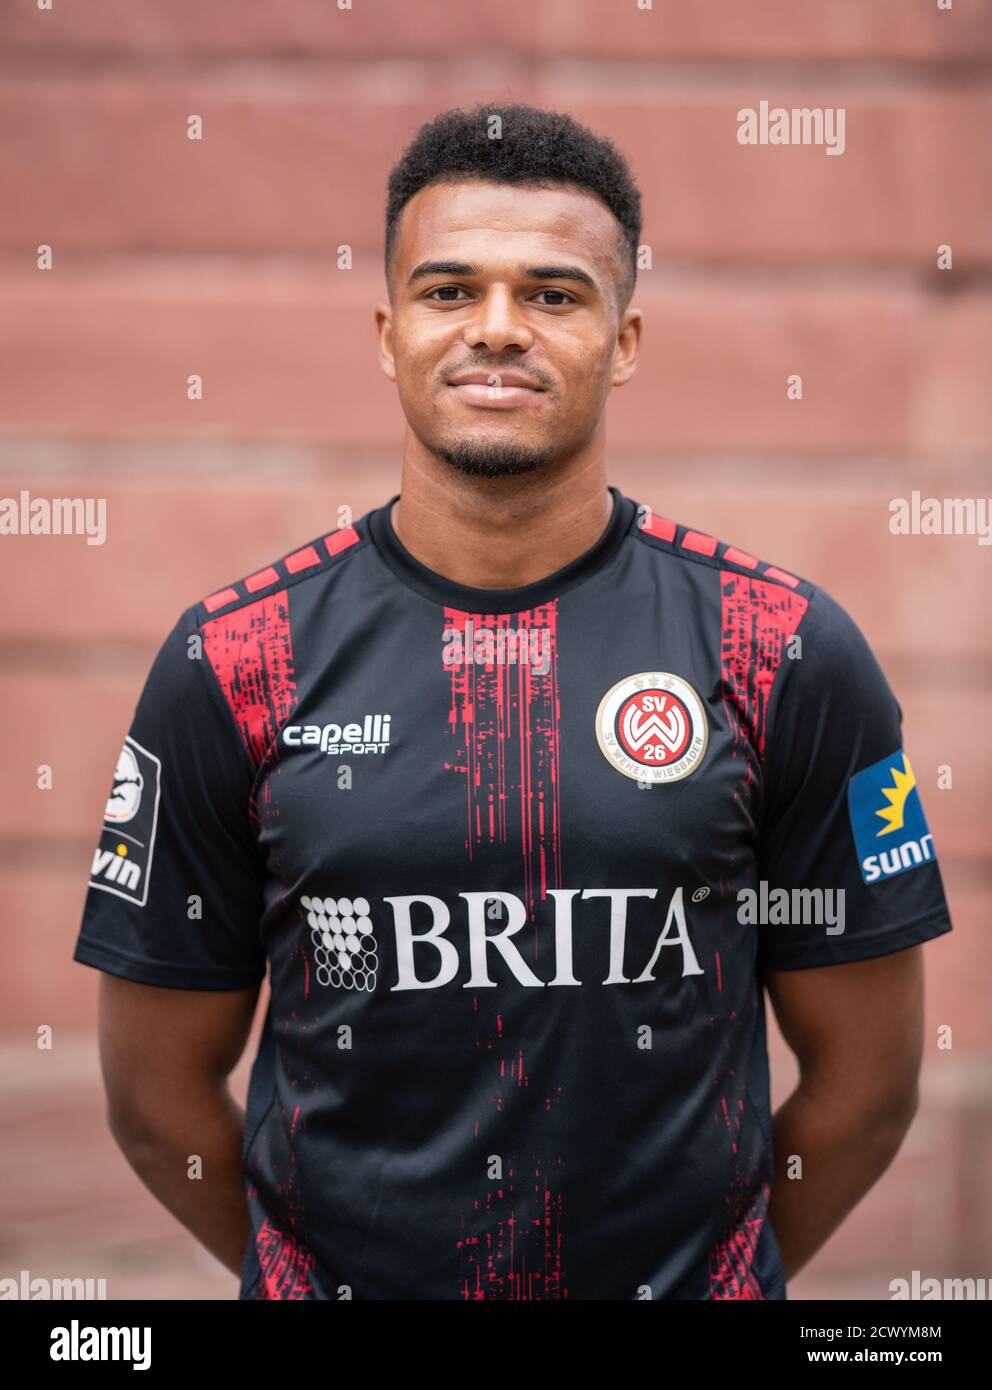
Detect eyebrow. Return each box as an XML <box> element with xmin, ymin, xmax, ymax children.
<box><xmin>406</xmin><ymin>260</ymin><xmax>598</xmax><ymax>291</ymax></box>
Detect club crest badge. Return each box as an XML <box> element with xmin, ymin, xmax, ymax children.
<box><xmin>596</xmin><ymin>672</ymin><xmax>708</xmax><ymax>783</ymax></box>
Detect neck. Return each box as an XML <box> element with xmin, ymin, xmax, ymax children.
<box><xmin>390</xmin><ymin>429</ymin><xmax>613</xmax><ymax>590</ymax></box>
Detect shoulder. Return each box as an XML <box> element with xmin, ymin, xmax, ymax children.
<box><xmin>626</xmin><ymin>499</ymin><xmax>823</xmax><ymax>680</ymax></box>
<box><xmin>628</xmin><ymin>500</ymin><xmax>815</xmax><ymax>606</ymax></box>
<box><xmin>624</xmin><ymin>498</ymin><xmax>889</xmax><ymax>750</ymax></box>
<box><xmin>189</xmin><ymin>522</ymin><xmax>365</xmax><ymax>628</ymax></box>
<box><xmin>153</xmin><ymin>521</ymin><xmax>365</xmax><ymax>769</ymax></box>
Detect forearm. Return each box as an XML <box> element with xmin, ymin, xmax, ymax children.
<box><xmin>109</xmin><ymin>1085</ymin><xmax>250</xmax><ymax>1280</ymax></box>
<box><xmin>767</xmin><ymin>1079</ymin><xmax>916</xmax><ymax>1282</ymax></box>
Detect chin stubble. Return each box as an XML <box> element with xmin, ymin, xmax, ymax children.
<box><xmin>435</xmin><ymin>439</ymin><xmax>553</xmax><ymax>479</ymax></box>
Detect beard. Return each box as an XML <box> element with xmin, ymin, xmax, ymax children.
<box><xmin>434</xmin><ymin>437</ymin><xmax>553</xmax><ymax>479</ymax></box>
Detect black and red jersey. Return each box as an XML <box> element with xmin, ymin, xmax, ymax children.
<box><xmin>73</xmin><ymin>485</ymin><xmax>953</xmax><ymax>1300</ymax></box>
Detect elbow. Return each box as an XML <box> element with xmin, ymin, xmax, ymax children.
<box><xmin>103</xmin><ymin>1074</ymin><xmax>173</xmax><ymax>1153</ymax></box>
<box><xmin>859</xmin><ymin>1080</ymin><xmax>921</xmax><ymax>1165</ymax></box>
<box><xmin>884</xmin><ymin>1080</ymin><xmax>921</xmax><ymax>1142</ymax></box>
<box><xmin>800</xmin><ymin>1065</ymin><xmax>921</xmax><ymax>1157</ymax></box>
<box><xmin>105</xmin><ymin>1092</ymin><xmax>153</xmax><ymax>1151</ymax></box>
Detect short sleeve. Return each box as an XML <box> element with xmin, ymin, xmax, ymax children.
<box><xmin>756</xmin><ymin>585</ymin><xmax>953</xmax><ymax>973</ymax></box>
<box><xmin>72</xmin><ymin>607</ymin><xmax>268</xmax><ymax>990</ymax></box>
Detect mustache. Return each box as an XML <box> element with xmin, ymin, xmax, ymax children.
<box><xmin>443</xmin><ymin>361</ymin><xmax>554</xmax><ymax>390</ymax></box>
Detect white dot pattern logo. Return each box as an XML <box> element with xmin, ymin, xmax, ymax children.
<box><xmin>300</xmin><ymin>894</ymin><xmax>377</xmax><ymax>991</ymax></box>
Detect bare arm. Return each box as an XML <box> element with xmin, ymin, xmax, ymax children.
<box><xmin>96</xmin><ymin>973</ymin><xmax>261</xmax><ymax>1279</ymax></box>
<box><xmin>764</xmin><ymin>945</ymin><xmax>926</xmax><ymax>1282</ymax></box>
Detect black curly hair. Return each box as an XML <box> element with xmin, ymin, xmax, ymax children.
<box><xmin>384</xmin><ymin>103</ymin><xmax>642</xmax><ymax>309</ymax></box>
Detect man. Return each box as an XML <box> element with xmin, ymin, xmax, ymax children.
<box><xmin>73</xmin><ymin>104</ymin><xmax>953</xmax><ymax>1301</ymax></box>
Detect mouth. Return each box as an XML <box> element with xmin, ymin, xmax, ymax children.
<box><xmin>446</xmin><ymin>372</ymin><xmax>546</xmax><ymax>411</ymax></box>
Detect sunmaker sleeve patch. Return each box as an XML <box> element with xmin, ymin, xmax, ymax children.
<box><xmin>847</xmin><ymin>751</ymin><xmax>936</xmax><ymax>885</ymax></box>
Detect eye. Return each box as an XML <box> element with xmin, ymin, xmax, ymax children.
<box><xmin>532</xmin><ymin>289</ymin><xmax>576</xmax><ymax>306</ymax></box>
<box><xmin>424</xmin><ymin>285</ymin><xmax>469</xmax><ymax>302</ymax></box>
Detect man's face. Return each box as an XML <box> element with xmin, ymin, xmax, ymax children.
<box><xmin>375</xmin><ymin>179</ymin><xmax>641</xmax><ymax>478</ymax></box>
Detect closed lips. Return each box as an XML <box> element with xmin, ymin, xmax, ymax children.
<box><xmin>449</xmin><ymin>372</ymin><xmax>543</xmax><ymax>389</ymax></box>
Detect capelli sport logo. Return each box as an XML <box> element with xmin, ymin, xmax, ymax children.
<box><xmin>89</xmin><ymin>736</ymin><xmax>161</xmax><ymax>907</ymax></box>
<box><xmin>596</xmin><ymin>673</ymin><xmax>708</xmax><ymax>783</ymax></box>
<box><xmin>282</xmin><ymin>715</ymin><xmax>392</xmax><ymax>756</ymax></box>
<box><xmin>848</xmin><ymin>751</ymin><xmax>937</xmax><ymax>884</ymax></box>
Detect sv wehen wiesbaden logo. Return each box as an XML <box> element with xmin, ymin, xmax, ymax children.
<box><xmin>595</xmin><ymin>672</ymin><xmax>708</xmax><ymax>783</ymax></box>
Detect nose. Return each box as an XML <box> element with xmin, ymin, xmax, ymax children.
<box><xmin>461</xmin><ymin>285</ymin><xmax>535</xmax><ymax>355</ymax></box>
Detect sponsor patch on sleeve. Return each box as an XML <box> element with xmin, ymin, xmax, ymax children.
<box><xmin>88</xmin><ymin>735</ymin><xmax>161</xmax><ymax>906</ymax></box>
<box><xmin>847</xmin><ymin>750</ymin><xmax>936</xmax><ymax>885</ymax></box>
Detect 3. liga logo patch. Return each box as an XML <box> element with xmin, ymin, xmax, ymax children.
<box><xmin>596</xmin><ymin>672</ymin><xmax>708</xmax><ymax>783</ymax></box>
<box><xmin>88</xmin><ymin>735</ymin><xmax>161</xmax><ymax>907</ymax></box>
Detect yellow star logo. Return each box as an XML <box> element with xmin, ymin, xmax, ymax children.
<box><xmin>875</xmin><ymin>754</ymin><xmax>916</xmax><ymax>837</ymax></box>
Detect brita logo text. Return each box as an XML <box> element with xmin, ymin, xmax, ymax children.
<box><xmin>283</xmin><ymin>716</ymin><xmax>392</xmax><ymax>755</ymax></box>
<box><xmin>300</xmin><ymin>885</ymin><xmax>706</xmax><ymax>992</ymax></box>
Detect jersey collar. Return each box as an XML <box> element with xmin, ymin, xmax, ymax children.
<box><xmin>367</xmin><ymin>485</ymin><xmax>636</xmax><ymax>613</ymax></box>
